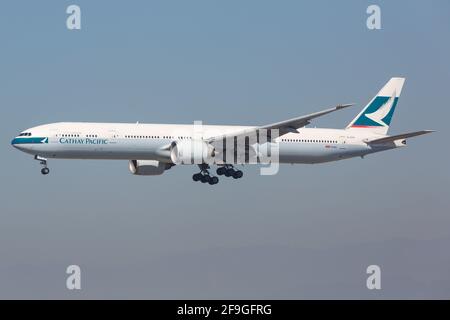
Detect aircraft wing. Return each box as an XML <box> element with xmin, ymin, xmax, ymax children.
<box><xmin>365</xmin><ymin>130</ymin><xmax>435</xmax><ymax>144</ymax></box>
<box><xmin>206</xmin><ymin>103</ymin><xmax>353</xmax><ymax>143</ymax></box>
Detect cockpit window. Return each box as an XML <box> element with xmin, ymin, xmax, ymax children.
<box><xmin>19</xmin><ymin>132</ymin><xmax>31</xmax><ymax>136</ymax></box>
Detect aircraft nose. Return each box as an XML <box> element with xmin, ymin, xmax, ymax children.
<box><xmin>11</xmin><ymin>137</ymin><xmax>26</xmax><ymax>151</ymax></box>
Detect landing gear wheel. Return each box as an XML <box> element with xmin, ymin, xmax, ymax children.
<box><xmin>233</xmin><ymin>170</ymin><xmax>243</xmax><ymax>179</ymax></box>
<box><xmin>41</xmin><ymin>167</ymin><xmax>50</xmax><ymax>175</ymax></box>
<box><xmin>201</xmin><ymin>175</ymin><xmax>211</xmax><ymax>183</ymax></box>
<box><xmin>192</xmin><ymin>173</ymin><xmax>202</xmax><ymax>181</ymax></box>
<box><xmin>216</xmin><ymin>167</ymin><xmax>225</xmax><ymax>175</ymax></box>
<box><xmin>224</xmin><ymin>168</ymin><xmax>234</xmax><ymax>177</ymax></box>
<box><xmin>209</xmin><ymin>176</ymin><xmax>219</xmax><ymax>185</ymax></box>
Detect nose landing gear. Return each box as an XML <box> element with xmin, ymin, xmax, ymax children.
<box><xmin>35</xmin><ymin>155</ymin><xmax>50</xmax><ymax>175</ymax></box>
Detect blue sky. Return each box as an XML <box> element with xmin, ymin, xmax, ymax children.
<box><xmin>1</xmin><ymin>0</ymin><xmax>449</xmax><ymax>298</ymax></box>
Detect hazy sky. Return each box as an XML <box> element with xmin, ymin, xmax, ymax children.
<box><xmin>1</xmin><ymin>0</ymin><xmax>449</xmax><ymax>299</ymax></box>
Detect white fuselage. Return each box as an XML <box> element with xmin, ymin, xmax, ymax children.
<box><xmin>11</xmin><ymin>122</ymin><xmax>398</xmax><ymax>164</ymax></box>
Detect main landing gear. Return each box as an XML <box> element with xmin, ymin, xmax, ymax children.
<box><xmin>216</xmin><ymin>165</ymin><xmax>243</xmax><ymax>179</ymax></box>
<box><xmin>35</xmin><ymin>155</ymin><xmax>50</xmax><ymax>175</ymax></box>
<box><xmin>193</xmin><ymin>164</ymin><xmax>244</xmax><ymax>185</ymax></box>
<box><xmin>192</xmin><ymin>164</ymin><xmax>219</xmax><ymax>185</ymax></box>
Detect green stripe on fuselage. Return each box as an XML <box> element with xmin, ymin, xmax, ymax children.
<box><xmin>11</xmin><ymin>137</ymin><xmax>48</xmax><ymax>144</ymax></box>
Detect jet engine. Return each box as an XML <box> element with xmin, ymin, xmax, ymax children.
<box><xmin>170</xmin><ymin>140</ymin><xmax>215</xmax><ymax>164</ymax></box>
<box><xmin>128</xmin><ymin>160</ymin><xmax>171</xmax><ymax>175</ymax></box>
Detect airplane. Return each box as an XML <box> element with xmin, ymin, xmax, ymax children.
<box><xmin>11</xmin><ymin>77</ymin><xmax>433</xmax><ymax>185</ymax></box>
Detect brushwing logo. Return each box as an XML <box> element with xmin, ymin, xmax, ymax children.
<box><xmin>364</xmin><ymin>91</ymin><xmax>396</xmax><ymax>127</ymax></box>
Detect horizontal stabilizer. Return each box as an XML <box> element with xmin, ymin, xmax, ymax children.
<box><xmin>366</xmin><ymin>130</ymin><xmax>435</xmax><ymax>144</ymax></box>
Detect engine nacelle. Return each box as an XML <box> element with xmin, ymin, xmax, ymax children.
<box><xmin>170</xmin><ymin>140</ymin><xmax>215</xmax><ymax>164</ymax></box>
<box><xmin>128</xmin><ymin>160</ymin><xmax>170</xmax><ymax>175</ymax></box>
